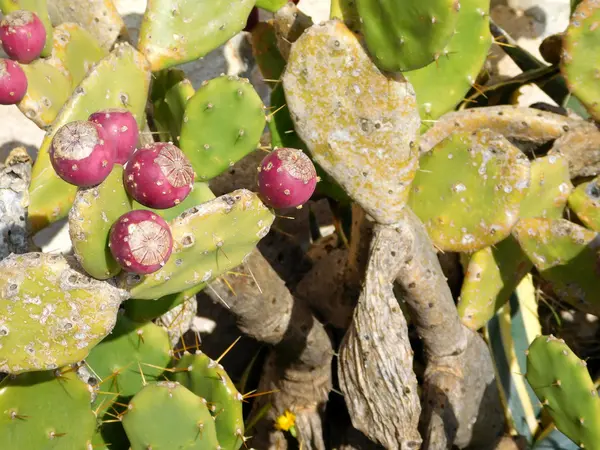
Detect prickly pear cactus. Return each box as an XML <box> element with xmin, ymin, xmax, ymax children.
<box><xmin>137</xmin><ymin>0</ymin><xmax>255</xmax><ymax>72</ymax></box>
<box><xmin>283</xmin><ymin>19</ymin><xmax>421</xmax><ymax>224</ymax></box>
<box><xmin>28</xmin><ymin>43</ymin><xmax>151</xmax><ymax>233</ymax></box>
<box><xmin>0</xmin><ymin>253</ymin><xmax>127</xmax><ymax>374</ymax></box>
<box><xmin>567</xmin><ymin>176</ymin><xmax>600</xmax><ymax>231</ymax></box>
<box><xmin>124</xmin><ymin>284</ymin><xmax>205</xmax><ymax>323</ymax></box>
<box><xmin>0</xmin><ymin>369</ymin><xmax>96</xmax><ymax>448</ymax></box>
<box><xmin>170</xmin><ymin>351</ymin><xmax>245</xmax><ymax>450</ymax></box>
<box><xmin>122</xmin><ymin>189</ymin><xmax>275</xmax><ymax>299</ymax></box>
<box><xmin>526</xmin><ymin>335</ymin><xmax>600</xmax><ymax>449</ymax></box>
<box><xmin>122</xmin><ymin>381</ymin><xmax>219</xmax><ymax>449</ymax></box>
<box><xmin>179</xmin><ymin>75</ymin><xmax>266</xmax><ymax>181</ymax></box>
<box><xmin>0</xmin><ymin>0</ymin><xmax>53</xmax><ymax>56</ymax></box>
<box><xmin>561</xmin><ymin>0</ymin><xmax>600</xmax><ymax>121</ymax></box>
<box><xmin>409</xmin><ymin>129</ymin><xmax>531</xmax><ymax>252</ymax></box>
<box><xmin>356</xmin><ymin>0</ymin><xmax>460</xmax><ymax>71</ymax></box>
<box><xmin>256</xmin><ymin>0</ymin><xmax>288</xmax><ymax>12</ymax></box>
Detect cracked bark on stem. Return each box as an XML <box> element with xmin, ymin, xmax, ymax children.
<box><xmin>1</xmin><ymin>148</ymin><xmax>34</xmax><ymax>261</ymax></box>
<box><xmin>338</xmin><ymin>225</ymin><xmax>422</xmax><ymax>450</ymax></box>
<box><xmin>391</xmin><ymin>209</ymin><xmax>504</xmax><ymax>450</ymax></box>
<box><xmin>205</xmin><ymin>248</ymin><xmax>333</xmax><ymax>450</ymax></box>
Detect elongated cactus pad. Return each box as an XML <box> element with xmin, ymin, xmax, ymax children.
<box><xmin>28</xmin><ymin>43</ymin><xmax>151</xmax><ymax>233</ymax></box>
<box><xmin>69</xmin><ymin>165</ymin><xmax>131</xmax><ymax>280</ymax></box>
<box><xmin>0</xmin><ymin>370</ymin><xmax>96</xmax><ymax>448</ymax></box>
<box><xmin>137</xmin><ymin>0</ymin><xmax>255</xmax><ymax>72</ymax></box>
<box><xmin>250</xmin><ymin>21</ymin><xmax>287</xmax><ymax>89</ymax></box>
<box><xmin>256</xmin><ymin>0</ymin><xmax>288</xmax><ymax>12</ymax></box>
<box><xmin>283</xmin><ymin>20</ymin><xmax>421</xmax><ymax>224</ymax></box>
<box><xmin>526</xmin><ymin>335</ymin><xmax>600</xmax><ymax>449</ymax></box>
<box><xmin>86</xmin><ymin>314</ymin><xmax>171</xmax><ymax>402</ymax></box>
<box><xmin>562</xmin><ymin>0</ymin><xmax>600</xmax><ymax>121</ymax></box>
<box><xmin>122</xmin><ymin>381</ymin><xmax>219</xmax><ymax>449</ymax></box>
<box><xmin>0</xmin><ymin>0</ymin><xmax>53</xmax><ymax>56</ymax></box>
<box><xmin>568</xmin><ymin>176</ymin><xmax>600</xmax><ymax>231</ymax></box>
<box><xmin>512</xmin><ymin>218</ymin><xmax>600</xmax><ymax>316</ymax></box>
<box><xmin>409</xmin><ymin>129</ymin><xmax>530</xmax><ymax>252</ymax></box>
<box><xmin>124</xmin><ymin>284</ymin><xmax>205</xmax><ymax>323</ymax></box>
<box><xmin>356</xmin><ymin>0</ymin><xmax>460</xmax><ymax>71</ymax></box>
<box><xmin>179</xmin><ymin>75</ymin><xmax>266</xmax><ymax>181</ymax></box>
<box><xmin>121</xmin><ymin>189</ymin><xmax>275</xmax><ymax>300</ymax></box>
<box><xmin>0</xmin><ymin>253</ymin><xmax>127</xmax><ymax>373</ymax></box>
<box><xmin>170</xmin><ymin>352</ymin><xmax>245</xmax><ymax>450</ymax></box>
<box><xmin>403</xmin><ymin>0</ymin><xmax>491</xmax><ymax>125</ymax></box>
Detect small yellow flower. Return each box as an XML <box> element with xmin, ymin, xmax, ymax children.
<box><xmin>274</xmin><ymin>410</ymin><xmax>296</xmax><ymax>432</ymax></box>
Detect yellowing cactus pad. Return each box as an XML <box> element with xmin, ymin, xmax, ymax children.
<box><xmin>568</xmin><ymin>176</ymin><xmax>600</xmax><ymax>231</ymax></box>
<box><xmin>282</xmin><ymin>20</ymin><xmax>421</xmax><ymax>224</ymax></box>
<box><xmin>409</xmin><ymin>129</ymin><xmax>531</xmax><ymax>252</ymax></box>
<box><xmin>0</xmin><ymin>253</ymin><xmax>127</xmax><ymax>374</ymax></box>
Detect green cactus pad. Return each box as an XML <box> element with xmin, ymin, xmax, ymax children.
<box><xmin>409</xmin><ymin>129</ymin><xmax>531</xmax><ymax>252</ymax></box>
<box><xmin>92</xmin><ymin>413</ymin><xmax>130</xmax><ymax>450</ymax></box>
<box><xmin>561</xmin><ymin>0</ymin><xmax>600</xmax><ymax>121</ymax></box>
<box><xmin>403</xmin><ymin>0</ymin><xmax>491</xmax><ymax>126</ymax></box>
<box><xmin>250</xmin><ymin>21</ymin><xmax>287</xmax><ymax>89</ymax></box>
<box><xmin>568</xmin><ymin>176</ymin><xmax>600</xmax><ymax>231</ymax></box>
<box><xmin>151</xmin><ymin>69</ymin><xmax>195</xmax><ymax>145</ymax></box>
<box><xmin>156</xmin><ymin>295</ymin><xmax>197</xmax><ymax>346</ymax></box>
<box><xmin>170</xmin><ymin>352</ymin><xmax>244</xmax><ymax>450</ymax></box>
<box><xmin>132</xmin><ymin>181</ymin><xmax>216</xmax><ymax>222</ymax></box>
<box><xmin>124</xmin><ymin>284</ymin><xmax>206</xmax><ymax>323</ymax></box>
<box><xmin>121</xmin><ymin>189</ymin><xmax>275</xmax><ymax>300</ymax></box>
<box><xmin>526</xmin><ymin>335</ymin><xmax>600</xmax><ymax>449</ymax></box>
<box><xmin>282</xmin><ymin>20</ymin><xmax>421</xmax><ymax>224</ymax></box>
<box><xmin>457</xmin><ymin>155</ymin><xmax>572</xmax><ymax>329</ymax></box>
<box><xmin>256</xmin><ymin>0</ymin><xmax>287</xmax><ymax>12</ymax></box>
<box><xmin>69</xmin><ymin>165</ymin><xmax>132</xmax><ymax>280</ymax></box>
<box><xmin>122</xmin><ymin>381</ymin><xmax>219</xmax><ymax>449</ymax></box>
<box><xmin>0</xmin><ymin>370</ymin><xmax>96</xmax><ymax>448</ymax></box>
<box><xmin>0</xmin><ymin>0</ymin><xmax>53</xmax><ymax>56</ymax></box>
<box><xmin>0</xmin><ymin>253</ymin><xmax>127</xmax><ymax>374</ymax></box>
<box><xmin>18</xmin><ymin>23</ymin><xmax>108</xmax><ymax>129</ymax></box>
<box><xmin>85</xmin><ymin>313</ymin><xmax>171</xmax><ymax>402</ymax></box>
<box><xmin>137</xmin><ymin>0</ymin><xmax>255</xmax><ymax>72</ymax></box>
<box><xmin>28</xmin><ymin>43</ymin><xmax>151</xmax><ymax>233</ymax></box>
<box><xmin>179</xmin><ymin>75</ymin><xmax>266</xmax><ymax>181</ymax></box>
<box><xmin>356</xmin><ymin>0</ymin><xmax>460</xmax><ymax>71</ymax></box>
<box><xmin>512</xmin><ymin>218</ymin><xmax>600</xmax><ymax>316</ymax></box>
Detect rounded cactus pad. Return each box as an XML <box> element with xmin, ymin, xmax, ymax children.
<box><xmin>526</xmin><ymin>335</ymin><xmax>600</xmax><ymax>449</ymax></box>
<box><xmin>282</xmin><ymin>19</ymin><xmax>421</xmax><ymax>224</ymax></box>
<box><xmin>257</xmin><ymin>148</ymin><xmax>318</xmax><ymax>209</ymax></box>
<box><xmin>124</xmin><ymin>142</ymin><xmax>195</xmax><ymax>209</ymax></box>
<box><xmin>85</xmin><ymin>313</ymin><xmax>171</xmax><ymax>401</ymax></box>
<box><xmin>562</xmin><ymin>0</ymin><xmax>600</xmax><ymax>121</ymax></box>
<box><xmin>122</xmin><ymin>381</ymin><xmax>219</xmax><ymax>449</ymax></box>
<box><xmin>408</xmin><ymin>129</ymin><xmax>530</xmax><ymax>252</ymax></box>
<box><xmin>170</xmin><ymin>352</ymin><xmax>245</xmax><ymax>449</ymax></box>
<box><xmin>0</xmin><ymin>253</ymin><xmax>126</xmax><ymax>374</ymax></box>
<box><xmin>109</xmin><ymin>210</ymin><xmax>174</xmax><ymax>275</ymax></box>
<box><xmin>568</xmin><ymin>176</ymin><xmax>600</xmax><ymax>231</ymax></box>
<box><xmin>0</xmin><ymin>58</ymin><xmax>27</xmax><ymax>105</ymax></box>
<box><xmin>0</xmin><ymin>10</ymin><xmax>46</xmax><ymax>63</ymax></box>
<box><xmin>0</xmin><ymin>370</ymin><xmax>96</xmax><ymax>448</ymax></box>
<box><xmin>356</xmin><ymin>0</ymin><xmax>460</xmax><ymax>71</ymax></box>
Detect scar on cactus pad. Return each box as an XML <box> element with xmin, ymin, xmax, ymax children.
<box><xmin>109</xmin><ymin>210</ymin><xmax>173</xmax><ymax>275</ymax></box>
<box><xmin>124</xmin><ymin>142</ymin><xmax>195</xmax><ymax>209</ymax></box>
<box><xmin>89</xmin><ymin>108</ymin><xmax>140</xmax><ymax>164</ymax></box>
<box><xmin>50</xmin><ymin>120</ymin><xmax>116</xmax><ymax>187</ymax></box>
<box><xmin>0</xmin><ymin>58</ymin><xmax>26</xmax><ymax>104</ymax></box>
<box><xmin>257</xmin><ymin>148</ymin><xmax>318</xmax><ymax>209</ymax></box>
<box><xmin>0</xmin><ymin>10</ymin><xmax>46</xmax><ymax>64</ymax></box>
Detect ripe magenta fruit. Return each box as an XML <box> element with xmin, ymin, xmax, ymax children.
<box><xmin>0</xmin><ymin>10</ymin><xmax>46</xmax><ymax>64</ymax></box>
<box><xmin>109</xmin><ymin>210</ymin><xmax>173</xmax><ymax>275</ymax></box>
<box><xmin>0</xmin><ymin>58</ymin><xmax>27</xmax><ymax>104</ymax></box>
<box><xmin>124</xmin><ymin>142</ymin><xmax>195</xmax><ymax>209</ymax></box>
<box><xmin>89</xmin><ymin>108</ymin><xmax>139</xmax><ymax>164</ymax></box>
<box><xmin>257</xmin><ymin>148</ymin><xmax>317</xmax><ymax>209</ymax></box>
<box><xmin>49</xmin><ymin>120</ymin><xmax>116</xmax><ymax>187</ymax></box>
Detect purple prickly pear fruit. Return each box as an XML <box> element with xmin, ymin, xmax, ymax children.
<box><xmin>109</xmin><ymin>210</ymin><xmax>173</xmax><ymax>275</ymax></box>
<box><xmin>257</xmin><ymin>148</ymin><xmax>318</xmax><ymax>209</ymax></box>
<box><xmin>49</xmin><ymin>120</ymin><xmax>116</xmax><ymax>187</ymax></box>
<box><xmin>0</xmin><ymin>10</ymin><xmax>46</xmax><ymax>64</ymax></box>
<box><xmin>0</xmin><ymin>58</ymin><xmax>27</xmax><ymax>104</ymax></box>
<box><xmin>89</xmin><ymin>108</ymin><xmax>140</xmax><ymax>164</ymax></box>
<box><xmin>124</xmin><ymin>142</ymin><xmax>195</xmax><ymax>209</ymax></box>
